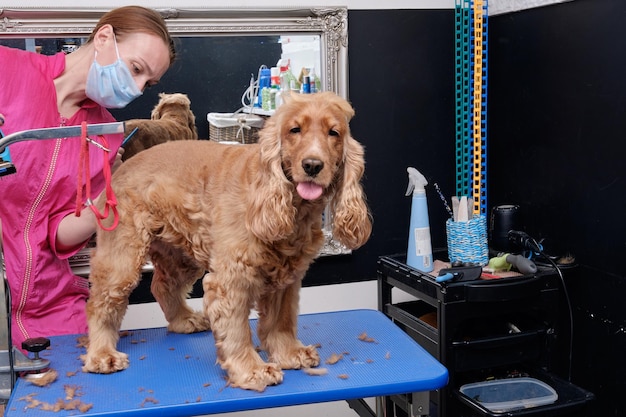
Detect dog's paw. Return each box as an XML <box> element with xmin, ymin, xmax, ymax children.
<box><xmin>167</xmin><ymin>312</ymin><xmax>211</xmax><ymax>334</ymax></box>
<box><xmin>271</xmin><ymin>344</ymin><xmax>320</xmax><ymax>370</ymax></box>
<box><xmin>229</xmin><ymin>363</ymin><xmax>284</xmax><ymax>392</ymax></box>
<box><xmin>81</xmin><ymin>350</ymin><xmax>129</xmax><ymax>374</ymax></box>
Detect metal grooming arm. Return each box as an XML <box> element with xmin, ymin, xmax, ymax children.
<box><xmin>0</xmin><ymin>122</ymin><xmax>125</xmax><ymax>176</ymax></box>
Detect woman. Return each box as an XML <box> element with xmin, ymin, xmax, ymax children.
<box><xmin>0</xmin><ymin>6</ymin><xmax>175</xmax><ymax>349</ymax></box>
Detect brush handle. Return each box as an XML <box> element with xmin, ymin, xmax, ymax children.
<box><xmin>121</xmin><ymin>127</ymin><xmax>139</xmax><ymax>147</ymax></box>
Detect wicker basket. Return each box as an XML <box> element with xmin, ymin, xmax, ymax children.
<box><xmin>207</xmin><ymin>112</ymin><xmax>265</xmax><ymax>144</ymax></box>
<box><xmin>446</xmin><ymin>215</ymin><xmax>489</xmax><ymax>266</ymax></box>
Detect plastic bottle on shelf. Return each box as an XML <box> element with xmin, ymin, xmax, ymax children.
<box><xmin>269</xmin><ymin>88</ymin><xmax>277</xmax><ymax>110</ymax></box>
<box><xmin>278</xmin><ymin>60</ymin><xmax>299</xmax><ymax>93</ymax></box>
<box><xmin>278</xmin><ymin>60</ymin><xmax>289</xmax><ymax>90</ymax></box>
<box><xmin>270</xmin><ymin>67</ymin><xmax>280</xmax><ymax>88</ymax></box>
<box><xmin>309</xmin><ymin>67</ymin><xmax>320</xmax><ymax>93</ymax></box>
<box><xmin>256</xmin><ymin>67</ymin><xmax>271</xmax><ymax>108</ymax></box>
<box><xmin>275</xmin><ymin>88</ymin><xmax>283</xmax><ymax>108</ymax></box>
<box><xmin>302</xmin><ymin>75</ymin><xmax>311</xmax><ymax>93</ymax></box>
<box><xmin>261</xmin><ymin>87</ymin><xmax>271</xmax><ymax>111</ymax></box>
<box><xmin>405</xmin><ymin>167</ymin><xmax>434</xmax><ymax>272</ymax></box>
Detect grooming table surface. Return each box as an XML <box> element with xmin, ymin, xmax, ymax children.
<box><xmin>5</xmin><ymin>309</ymin><xmax>448</xmax><ymax>417</ymax></box>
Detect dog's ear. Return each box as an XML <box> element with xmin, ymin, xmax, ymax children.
<box><xmin>189</xmin><ymin>120</ymin><xmax>199</xmax><ymax>139</ymax></box>
<box><xmin>330</xmin><ymin>135</ymin><xmax>372</xmax><ymax>249</ymax></box>
<box><xmin>151</xmin><ymin>93</ymin><xmax>167</xmax><ymax>120</ymax></box>
<box><xmin>327</xmin><ymin>91</ymin><xmax>355</xmax><ymax>122</ymax></box>
<box><xmin>186</xmin><ymin>104</ymin><xmax>198</xmax><ymax>138</ymax></box>
<box><xmin>246</xmin><ymin>116</ymin><xmax>296</xmax><ymax>243</ymax></box>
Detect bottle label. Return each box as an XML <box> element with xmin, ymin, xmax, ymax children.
<box><xmin>261</xmin><ymin>87</ymin><xmax>271</xmax><ymax>111</ymax></box>
<box><xmin>413</xmin><ymin>227</ymin><xmax>433</xmax><ymax>260</ymax></box>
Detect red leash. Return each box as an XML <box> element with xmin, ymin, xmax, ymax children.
<box><xmin>75</xmin><ymin>121</ymin><xmax>119</xmax><ymax>231</ymax></box>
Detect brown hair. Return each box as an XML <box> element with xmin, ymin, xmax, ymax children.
<box><xmin>87</xmin><ymin>6</ymin><xmax>176</xmax><ymax>66</ymax></box>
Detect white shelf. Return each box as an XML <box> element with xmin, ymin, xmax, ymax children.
<box><xmin>241</xmin><ymin>107</ymin><xmax>274</xmax><ymax>117</ymax></box>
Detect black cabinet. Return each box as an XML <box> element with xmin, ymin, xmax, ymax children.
<box><xmin>377</xmin><ymin>255</ymin><xmax>594</xmax><ymax>417</ymax></box>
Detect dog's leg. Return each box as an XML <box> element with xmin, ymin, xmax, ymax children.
<box><xmin>82</xmin><ymin>242</ymin><xmax>144</xmax><ymax>374</ymax></box>
<box><xmin>257</xmin><ymin>279</ymin><xmax>320</xmax><ymax>370</ymax></box>
<box><xmin>202</xmin><ymin>272</ymin><xmax>283</xmax><ymax>392</ymax></box>
<box><xmin>149</xmin><ymin>244</ymin><xmax>211</xmax><ymax>333</ymax></box>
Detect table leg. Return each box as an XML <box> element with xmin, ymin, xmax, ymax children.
<box><xmin>346</xmin><ymin>398</ymin><xmax>376</xmax><ymax>417</ymax></box>
<box><xmin>410</xmin><ymin>391</ymin><xmax>430</xmax><ymax>416</ymax></box>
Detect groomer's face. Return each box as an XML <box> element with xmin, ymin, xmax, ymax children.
<box><xmin>94</xmin><ymin>26</ymin><xmax>170</xmax><ymax>92</ymax></box>
<box><xmin>116</xmin><ymin>32</ymin><xmax>170</xmax><ymax>92</ymax></box>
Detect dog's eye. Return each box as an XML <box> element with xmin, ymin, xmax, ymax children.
<box><xmin>329</xmin><ymin>129</ymin><xmax>340</xmax><ymax>137</ymax></box>
<box><xmin>290</xmin><ymin>127</ymin><xmax>301</xmax><ymax>134</ymax></box>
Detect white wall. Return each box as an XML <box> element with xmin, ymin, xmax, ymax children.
<box><xmin>489</xmin><ymin>0</ymin><xmax>573</xmax><ymax>15</ymax></box>
<box><xmin>121</xmin><ymin>281</ymin><xmax>382</xmax><ymax>330</ymax></box>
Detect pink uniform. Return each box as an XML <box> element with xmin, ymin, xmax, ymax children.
<box><xmin>0</xmin><ymin>45</ymin><xmax>123</xmax><ymax>348</ymax></box>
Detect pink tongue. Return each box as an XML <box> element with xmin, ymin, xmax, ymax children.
<box><xmin>297</xmin><ymin>182</ymin><xmax>323</xmax><ymax>200</ymax></box>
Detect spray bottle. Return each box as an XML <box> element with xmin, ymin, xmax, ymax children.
<box><xmin>405</xmin><ymin>167</ymin><xmax>434</xmax><ymax>272</ymax></box>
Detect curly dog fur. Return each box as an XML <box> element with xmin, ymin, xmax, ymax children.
<box><xmin>122</xmin><ymin>92</ymin><xmax>198</xmax><ymax>161</ymax></box>
<box><xmin>83</xmin><ymin>91</ymin><xmax>372</xmax><ymax>391</ymax></box>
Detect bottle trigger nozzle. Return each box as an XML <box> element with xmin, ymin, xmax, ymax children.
<box><xmin>406</xmin><ymin>167</ymin><xmax>428</xmax><ymax>196</ymax></box>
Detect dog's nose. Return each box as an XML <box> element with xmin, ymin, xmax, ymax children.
<box><xmin>302</xmin><ymin>158</ymin><xmax>324</xmax><ymax>177</ymax></box>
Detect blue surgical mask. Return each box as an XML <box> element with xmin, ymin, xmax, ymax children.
<box><xmin>85</xmin><ymin>35</ymin><xmax>142</xmax><ymax>108</ymax></box>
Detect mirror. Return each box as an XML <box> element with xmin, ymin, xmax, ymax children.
<box><xmin>0</xmin><ymin>7</ymin><xmax>349</xmax><ymax>256</ymax></box>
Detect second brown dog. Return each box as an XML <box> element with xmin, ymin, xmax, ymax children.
<box><xmin>122</xmin><ymin>92</ymin><xmax>198</xmax><ymax>161</ymax></box>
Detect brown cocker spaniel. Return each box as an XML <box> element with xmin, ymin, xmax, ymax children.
<box><xmin>82</xmin><ymin>91</ymin><xmax>372</xmax><ymax>392</ymax></box>
<box><xmin>122</xmin><ymin>92</ymin><xmax>198</xmax><ymax>161</ymax></box>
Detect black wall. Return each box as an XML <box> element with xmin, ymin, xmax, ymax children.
<box><xmin>489</xmin><ymin>0</ymin><xmax>625</xmax><ymax>414</ymax></box>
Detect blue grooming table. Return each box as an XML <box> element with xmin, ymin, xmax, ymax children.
<box><xmin>4</xmin><ymin>309</ymin><xmax>447</xmax><ymax>416</ymax></box>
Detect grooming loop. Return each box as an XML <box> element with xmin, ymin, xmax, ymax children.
<box><xmin>75</xmin><ymin>121</ymin><xmax>119</xmax><ymax>231</ymax></box>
